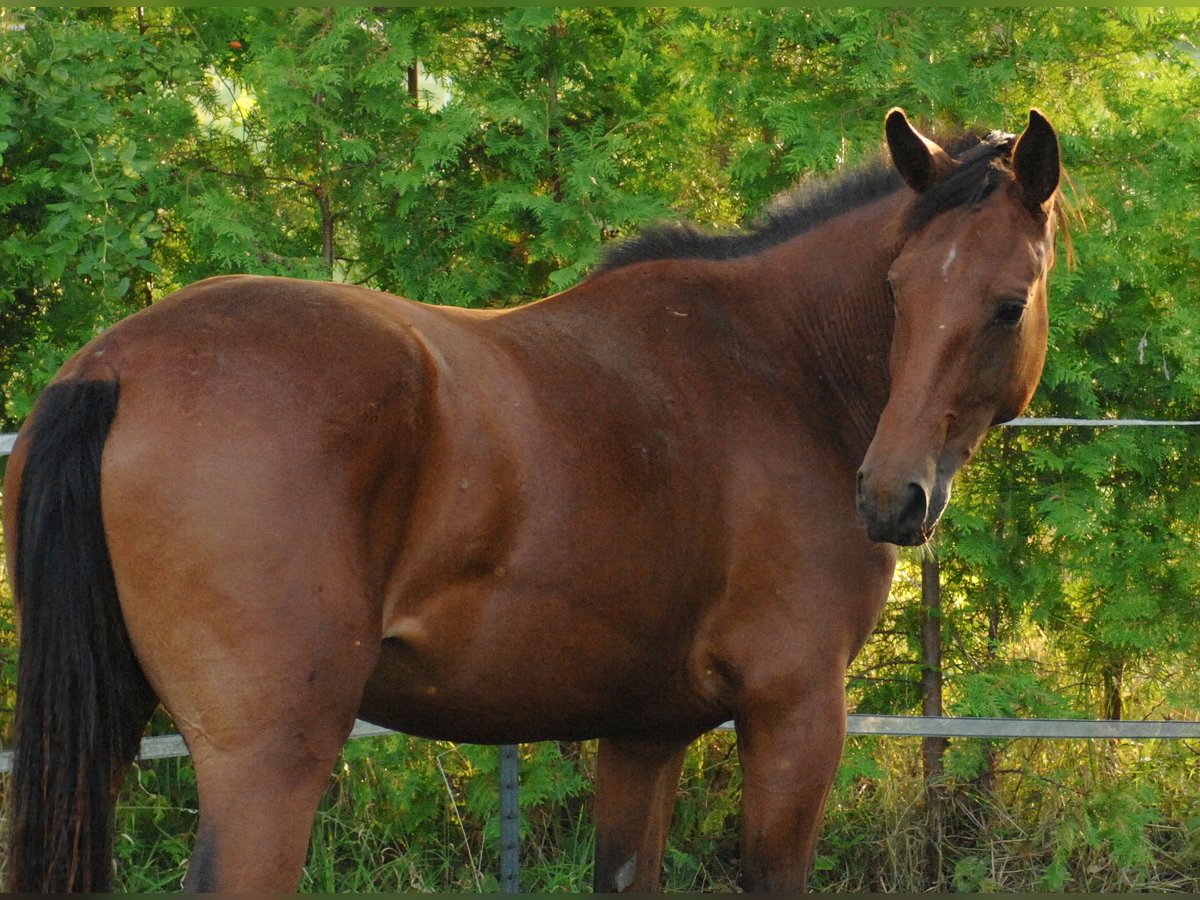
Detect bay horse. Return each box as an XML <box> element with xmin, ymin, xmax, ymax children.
<box><xmin>3</xmin><ymin>107</ymin><xmax>1062</xmax><ymax>892</ymax></box>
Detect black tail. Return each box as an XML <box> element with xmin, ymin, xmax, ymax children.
<box><xmin>7</xmin><ymin>379</ymin><xmax>147</xmax><ymax>892</ymax></box>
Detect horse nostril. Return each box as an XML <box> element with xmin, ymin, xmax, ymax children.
<box><xmin>899</xmin><ymin>482</ymin><xmax>928</xmax><ymax>529</ymax></box>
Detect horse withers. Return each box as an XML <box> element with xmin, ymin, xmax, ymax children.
<box><xmin>3</xmin><ymin>107</ymin><xmax>1062</xmax><ymax>892</ymax></box>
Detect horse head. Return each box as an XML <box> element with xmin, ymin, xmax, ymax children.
<box><xmin>856</xmin><ymin>108</ymin><xmax>1061</xmax><ymax>546</ymax></box>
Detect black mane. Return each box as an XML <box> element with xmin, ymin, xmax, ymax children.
<box><xmin>594</xmin><ymin>130</ymin><xmax>1016</xmax><ymax>275</ymax></box>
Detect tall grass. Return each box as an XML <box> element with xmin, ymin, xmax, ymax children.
<box><xmin>52</xmin><ymin>727</ymin><xmax>1192</xmax><ymax>892</ymax></box>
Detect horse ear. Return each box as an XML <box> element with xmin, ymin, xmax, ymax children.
<box><xmin>885</xmin><ymin>107</ymin><xmax>955</xmax><ymax>193</ymax></box>
<box><xmin>1012</xmin><ymin>109</ymin><xmax>1060</xmax><ymax>210</ymax></box>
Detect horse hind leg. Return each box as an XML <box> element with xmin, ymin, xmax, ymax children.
<box><xmin>593</xmin><ymin>737</ymin><xmax>691</xmax><ymax>893</ymax></box>
<box><xmin>98</xmin><ymin>432</ymin><xmax>384</xmax><ymax>889</ymax></box>
<box><xmin>107</xmin><ymin>540</ymin><xmax>379</xmax><ymax>891</ymax></box>
<box><xmin>145</xmin><ymin>606</ymin><xmax>378</xmax><ymax>894</ymax></box>
<box><xmin>183</xmin><ymin>733</ymin><xmax>347</xmax><ymax>891</ymax></box>
<box><xmin>169</xmin><ymin>643</ymin><xmax>374</xmax><ymax>893</ymax></box>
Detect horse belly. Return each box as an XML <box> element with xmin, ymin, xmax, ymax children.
<box><xmin>358</xmin><ymin>416</ymin><xmax>731</xmax><ymax>742</ymax></box>
<box><xmin>357</xmin><ymin>584</ymin><xmax>725</xmax><ymax>745</ymax></box>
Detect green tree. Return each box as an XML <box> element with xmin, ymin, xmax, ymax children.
<box><xmin>2</xmin><ymin>7</ymin><xmax>1200</xmax><ymax>891</ymax></box>
<box><xmin>0</xmin><ymin>7</ymin><xmax>206</xmax><ymax>424</ymax></box>
<box><xmin>165</xmin><ymin>7</ymin><xmax>680</xmax><ymax>304</ymax></box>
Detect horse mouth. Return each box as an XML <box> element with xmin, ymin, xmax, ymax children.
<box><xmin>863</xmin><ymin>517</ymin><xmax>933</xmax><ymax>547</ymax></box>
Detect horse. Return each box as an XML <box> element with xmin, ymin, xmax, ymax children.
<box><xmin>3</xmin><ymin>106</ymin><xmax>1063</xmax><ymax>893</ymax></box>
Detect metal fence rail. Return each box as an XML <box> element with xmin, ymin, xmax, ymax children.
<box><xmin>5</xmin><ymin>712</ymin><xmax>1200</xmax><ymax>777</ymax></box>
<box><xmin>1007</xmin><ymin>417</ymin><xmax>1200</xmax><ymax>427</ymax></box>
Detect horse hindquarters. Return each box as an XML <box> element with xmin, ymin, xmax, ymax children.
<box><xmin>96</xmin><ymin>403</ymin><xmax>387</xmax><ymax>892</ymax></box>
<box><xmin>5</xmin><ymin>380</ymin><xmax>159</xmax><ymax>892</ymax></box>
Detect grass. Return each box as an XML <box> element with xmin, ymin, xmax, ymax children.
<box><xmin>52</xmin><ymin>729</ymin><xmax>1190</xmax><ymax>892</ymax></box>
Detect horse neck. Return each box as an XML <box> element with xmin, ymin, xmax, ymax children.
<box><xmin>747</xmin><ymin>192</ymin><xmax>908</xmax><ymax>463</ymax></box>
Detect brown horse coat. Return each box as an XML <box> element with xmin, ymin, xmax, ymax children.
<box><xmin>4</xmin><ymin>108</ymin><xmax>1062</xmax><ymax>892</ymax></box>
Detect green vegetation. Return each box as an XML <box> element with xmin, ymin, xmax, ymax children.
<box><xmin>2</xmin><ymin>6</ymin><xmax>1199</xmax><ymax>892</ymax></box>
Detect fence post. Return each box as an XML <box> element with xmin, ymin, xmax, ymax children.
<box><xmin>499</xmin><ymin>743</ymin><xmax>520</xmax><ymax>892</ymax></box>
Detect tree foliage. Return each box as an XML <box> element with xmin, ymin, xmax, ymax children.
<box><xmin>1</xmin><ymin>5</ymin><xmax>1199</xmax><ymax>891</ymax></box>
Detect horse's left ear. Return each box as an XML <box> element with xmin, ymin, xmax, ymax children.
<box><xmin>1012</xmin><ymin>109</ymin><xmax>1060</xmax><ymax>211</ymax></box>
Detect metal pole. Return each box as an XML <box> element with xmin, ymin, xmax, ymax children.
<box><xmin>498</xmin><ymin>743</ymin><xmax>520</xmax><ymax>893</ymax></box>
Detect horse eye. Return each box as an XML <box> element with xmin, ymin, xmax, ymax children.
<box><xmin>994</xmin><ymin>301</ymin><xmax>1026</xmax><ymax>327</ymax></box>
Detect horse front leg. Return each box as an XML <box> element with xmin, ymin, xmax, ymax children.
<box><xmin>593</xmin><ymin>737</ymin><xmax>691</xmax><ymax>892</ymax></box>
<box><xmin>735</xmin><ymin>676</ymin><xmax>848</xmax><ymax>893</ymax></box>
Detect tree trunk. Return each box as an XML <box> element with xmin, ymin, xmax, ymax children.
<box><xmin>1102</xmin><ymin>663</ymin><xmax>1123</xmax><ymax>721</ymax></box>
<box><xmin>317</xmin><ymin>186</ymin><xmax>335</xmax><ymax>273</ymax></box>
<box><xmin>546</xmin><ymin>18</ymin><xmax>563</xmax><ymax>203</ymax></box>
<box><xmin>408</xmin><ymin>61</ymin><xmax>419</xmax><ymax>105</ymax></box>
<box><xmin>920</xmin><ymin>552</ymin><xmax>948</xmax><ymax>887</ymax></box>
<box><xmin>921</xmin><ymin>553</ymin><xmax>947</xmax><ymax>783</ymax></box>
<box><xmin>312</xmin><ymin>90</ymin><xmax>335</xmax><ymax>274</ymax></box>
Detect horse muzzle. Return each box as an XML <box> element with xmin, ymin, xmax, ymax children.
<box><xmin>855</xmin><ymin>467</ymin><xmax>951</xmax><ymax>547</ymax></box>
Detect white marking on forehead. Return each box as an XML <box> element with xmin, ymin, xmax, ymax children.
<box><xmin>940</xmin><ymin>242</ymin><xmax>958</xmax><ymax>279</ymax></box>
